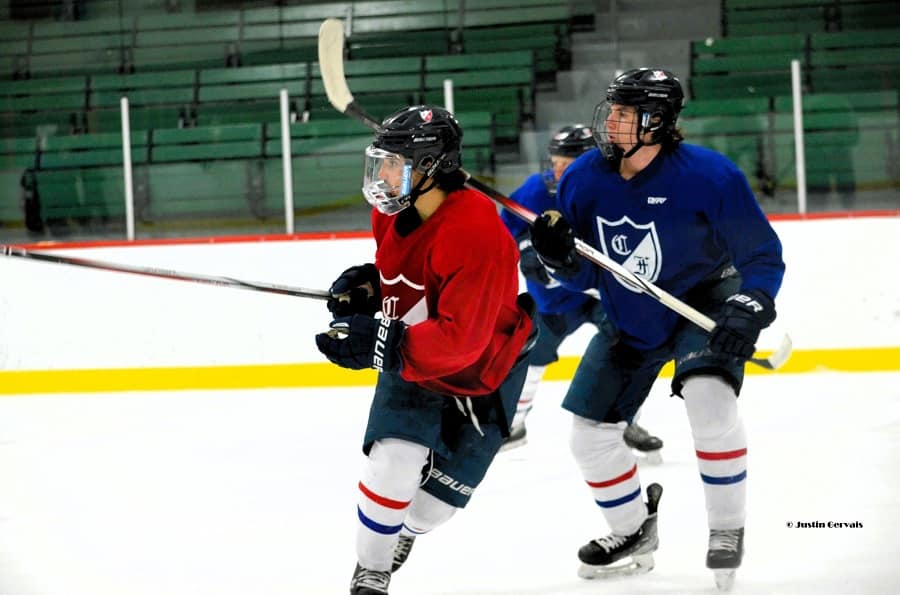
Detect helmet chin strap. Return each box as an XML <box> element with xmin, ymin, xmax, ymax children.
<box><xmin>404</xmin><ymin>150</ymin><xmax>447</xmax><ymax>207</ymax></box>
<box><xmin>406</xmin><ymin>175</ymin><xmax>438</xmax><ymax>206</ymax></box>
<box><xmin>621</xmin><ymin>112</ymin><xmax>663</xmax><ymax>158</ymax></box>
<box><xmin>622</xmin><ymin>141</ymin><xmax>645</xmax><ymax>158</ymax></box>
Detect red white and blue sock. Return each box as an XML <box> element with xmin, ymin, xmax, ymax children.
<box><xmin>683</xmin><ymin>375</ymin><xmax>747</xmax><ymax>530</ymax></box>
<box><xmin>570</xmin><ymin>416</ymin><xmax>646</xmax><ymax>536</ymax></box>
<box><xmin>356</xmin><ymin>438</ymin><xmax>429</xmax><ymax>570</ymax></box>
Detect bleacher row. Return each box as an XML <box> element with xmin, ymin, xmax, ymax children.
<box><xmin>0</xmin><ymin>0</ymin><xmax>573</xmax><ymax>79</ymax></box>
<box><xmin>680</xmin><ymin>90</ymin><xmax>899</xmax><ymax>195</ymax></box>
<box><xmin>0</xmin><ymin>0</ymin><xmax>583</xmax><ymax>235</ymax></box>
<box><xmin>0</xmin><ymin>49</ymin><xmax>537</xmax><ymax>140</ymax></box>
<box><xmin>1</xmin><ymin>111</ymin><xmax>496</xmax><ymax>231</ymax></box>
<box><xmin>0</xmin><ymin>46</ymin><xmax>538</xmax><ymax>231</ymax></box>
<box><xmin>687</xmin><ymin>7</ymin><xmax>900</xmax><ymax>199</ymax></box>
<box><xmin>691</xmin><ymin>28</ymin><xmax>900</xmax><ymax>99</ymax></box>
<box><xmin>722</xmin><ymin>0</ymin><xmax>899</xmax><ymax>37</ymax></box>
<box><xmin>1</xmin><ymin>0</ymin><xmax>897</xmax><ymax>237</ymax></box>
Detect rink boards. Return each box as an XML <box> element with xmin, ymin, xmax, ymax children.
<box><xmin>0</xmin><ymin>214</ymin><xmax>897</xmax><ymax>394</ymax></box>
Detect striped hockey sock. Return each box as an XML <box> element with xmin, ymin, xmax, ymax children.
<box><xmin>356</xmin><ymin>439</ymin><xmax>429</xmax><ymax>571</ymax></box>
<box><xmin>571</xmin><ymin>416</ymin><xmax>646</xmax><ymax>535</ymax></box>
<box><xmin>683</xmin><ymin>375</ymin><xmax>747</xmax><ymax>529</ymax></box>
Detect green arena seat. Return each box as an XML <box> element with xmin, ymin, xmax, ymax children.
<box><xmin>151</xmin><ymin>123</ymin><xmax>263</xmax><ymax>162</ymax></box>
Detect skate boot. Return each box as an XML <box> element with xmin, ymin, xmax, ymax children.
<box><xmin>576</xmin><ymin>483</ymin><xmax>663</xmax><ymax>579</ymax></box>
<box><xmin>391</xmin><ymin>535</ymin><xmax>415</xmax><ymax>572</ymax></box>
<box><xmin>349</xmin><ymin>563</ymin><xmax>390</xmax><ymax>595</ymax></box>
<box><xmin>500</xmin><ymin>422</ymin><xmax>527</xmax><ymax>451</ymax></box>
<box><xmin>706</xmin><ymin>527</ymin><xmax>744</xmax><ymax>592</ymax></box>
<box><xmin>624</xmin><ymin>423</ymin><xmax>663</xmax><ymax>464</ymax></box>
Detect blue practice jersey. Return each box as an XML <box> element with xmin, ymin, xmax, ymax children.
<box><xmin>501</xmin><ymin>172</ymin><xmax>592</xmax><ymax>315</ymax></box>
<box><xmin>554</xmin><ymin>144</ymin><xmax>785</xmax><ymax>350</ymax></box>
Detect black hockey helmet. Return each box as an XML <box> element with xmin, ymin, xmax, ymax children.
<box><xmin>374</xmin><ymin>106</ymin><xmax>462</xmax><ymax>174</ymax></box>
<box><xmin>364</xmin><ymin>105</ymin><xmax>463</xmax><ymax>215</ymax></box>
<box><xmin>548</xmin><ymin>124</ymin><xmax>595</xmax><ymax>158</ymax></box>
<box><xmin>593</xmin><ymin>68</ymin><xmax>685</xmax><ymax>161</ymax></box>
<box><xmin>542</xmin><ymin>124</ymin><xmax>595</xmax><ymax>194</ymax></box>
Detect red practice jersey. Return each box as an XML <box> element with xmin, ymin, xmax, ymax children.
<box><xmin>372</xmin><ymin>187</ymin><xmax>532</xmax><ymax>396</ymax></box>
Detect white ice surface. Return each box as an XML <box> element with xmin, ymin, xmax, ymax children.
<box><xmin>0</xmin><ymin>372</ymin><xmax>898</xmax><ymax>595</ymax></box>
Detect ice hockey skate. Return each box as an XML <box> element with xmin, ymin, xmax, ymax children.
<box><xmin>706</xmin><ymin>527</ymin><xmax>744</xmax><ymax>592</ymax></box>
<box><xmin>499</xmin><ymin>422</ymin><xmax>527</xmax><ymax>451</ymax></box>
<box><xmin>576</xmin><ymin>482</ymin><xmax>663</xmax><ymax>580</ymax></box>
<box><xmin>624</xmin><ymin>423</ymin><xmax>663</xmax><ymax>464</ymax></box>
<box><xmin>349</xmin><ymin>563</ymin><xmax>391</xmax><ymax>595</ymax></box>
<box><xmin>391</xmin><ymin>535</ymin><xmax>415</xmax><ymax>572</ymax></box>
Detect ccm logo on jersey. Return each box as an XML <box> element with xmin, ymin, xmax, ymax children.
<box><xmin>647</xmin><ymin>196</ymin><xmax>667</xmax><ymax>205</ymax></box>
<box><xmin>371</xmin><ymin>316</ymin><xmax>393</xmax><ymax>372</ymax></box>
<box><xmin>428</xmin><ymin>468</ymin><xmax>474</xmax><ymax>496</ymax></box>
<box><xmin>726</xmin><ymin>293</ymin><xmax>764</xmax><ymax>313</ymax></box>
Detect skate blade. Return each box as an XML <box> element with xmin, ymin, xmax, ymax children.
<box><xmin>714</xmin><ymin>569</ymin><xmax>736</xmax><ymax>591</ymax></box>
<box><xmin>577</xmin><ymin>553</ymin><xmax>654</xmax><ymax>580</ymax></box>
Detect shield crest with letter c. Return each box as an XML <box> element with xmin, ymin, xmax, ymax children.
<box><xmin>596</xmin><ymin>215</ymin><xmax>662</xmax><ymax>293</ymax></box>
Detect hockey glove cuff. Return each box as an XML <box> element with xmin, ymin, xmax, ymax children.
<box><xmin>327</xmin><ymin>263</ymin><xmax>381</xmax><ymax>318</ymax></box>
<box><xmin>529</xmin><ymin>210</ymin><xmax>580</xmax><ymax>276</ymax></box>
<box><xmin>315</xmin><ymin>314</ymin><xmax>405</xmax><ymax>372</ymax></box>
<box><xmin>708</xmin><ymin>289</ymin><xmax>777</xmax><ymax>359</ymax></box>
<box><xmin>516</xmin><ymin>233</ymin><xmax>553</xmax><ymax>286</ymax></box>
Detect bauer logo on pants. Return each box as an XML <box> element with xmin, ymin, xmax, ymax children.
<box><xmin>596</xmin><ymin>215</ymin><xmax>662</xmax><ymax>293</ymax></box>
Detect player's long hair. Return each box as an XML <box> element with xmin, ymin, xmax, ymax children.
<box><xmin>661</xmin><ymin>126</ymin><xmax>685</xmax><ymax>152</ymax></box>
<box><xmin>434</xmin><ymin>169</ymin><xmax>467</xmax><ymax>192</ymax></box>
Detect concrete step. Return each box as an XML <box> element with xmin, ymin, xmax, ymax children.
<box><xmin>572</xmin><ymin>48</ymin><xmax>620</xmax><ymax>73</ymax></box>
<box><xmin>591</xmin><ymin>3</ymin><xmax>720</xmax><ymax>41</ymax></box>
<box><xmin>614</xmin><ymin>39</ymin><xmax>693</xmax><ymax>76</ymax></box>
<box><xmin>615</xmin><ymin>8</ymin><xmax>719</xmax><ymax>41</ymax></box>
<box><xmin>551</xmin><ymin>69</ymin><xmax>615</xmax><ymax>100</ymax></box>
<box><xmin>534</xmin><ymin>96</ymin><xmax>597</xmax><ymax>132</ymax></box>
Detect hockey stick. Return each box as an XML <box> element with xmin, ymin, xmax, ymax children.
<box><xmin>1</xmin><ymin>246</ymin><xmax>330</xmax><ymax>301</ymax></box>
<box><xmin>316</xmin><ymin>18</ymin><xmax>792</xmax><ymax>371</ymax></box>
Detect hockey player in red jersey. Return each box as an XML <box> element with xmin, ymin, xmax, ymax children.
<box><xmin>315</xmin><ymin>106</ymin><xmax>535</xmax><ymax>595</ymax></box>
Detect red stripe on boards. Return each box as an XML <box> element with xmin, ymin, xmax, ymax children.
<box><xmin>13</xmin><ymin>210</ymin><xmax>896</xmax><ymax>252</ymax></box>
<box><xmin>358</xmin><ymin>482</ymin><xmax>411</xmax><ymax>510</ymax></box>
<box><xmin>13</xmin><ymin>230</ymin><xmax>373</xmax><ymax>251</ymax></box>
<box><xmin>587</xmin><ymin>464</ymin><xmax>638</xmax><ymax>488</ymax></box>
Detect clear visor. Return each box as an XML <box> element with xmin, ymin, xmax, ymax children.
<box><xmin>592</xmin><ymin>101</ymin><xmax>643</xmax><ymax>160</ymax></box>
<box><xmin>362</xmin><ymin>146</ymin><xmax>414</xmax><ymax>215</ymax></box>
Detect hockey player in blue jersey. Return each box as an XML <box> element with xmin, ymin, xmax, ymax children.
<box><xmin>500</xmin><ymin>124</ymin><xmax>664</xmax><ymax>461</ymax></box>
<box><xmin>529</xmin><ymin>68</ymin><xmax>785</xmax><ymax>591</ymax></box>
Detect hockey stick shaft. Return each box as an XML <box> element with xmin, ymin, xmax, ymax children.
<box><xmin>1</xmin><ymin>246</ymin><xmax>330</xmax><ymax>301</ymax></box>
<box><xmin>463</xmin><ymin>179</ymin><xmax>792</xmax><ymax>370</ymax></box>
<box><xmin>463</xmin><ymin>178</ymin><xmax>714</xmax><ymax>329</ymax></box>
<box><xmin>316</xmin><ymin>18</ymin><xmax>791</xmax><ymax>370</ymax></box>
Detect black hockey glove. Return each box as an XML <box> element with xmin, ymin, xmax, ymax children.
<box><xmin>516</xmin><ymin>233</ymin><xmax>552</xmax><ymax>285</ymax></box>
<box><xmin>708</xmin><ymin>290</ymin><xmax>777</xmax><ymax>359</ymax></box>
<box><xmin>315</xmin><ymin>315</ymin><xmax>405</xmax><ymax>372</ymax></box>
<box><xmin>529</xmin><ymin>210</ymin><xmax>580</xmax><ymax>276</ymax></box>
<box><xmin>327</xmin><ymin>263</ymin><xmax>381</xmax><ymax>318</ymax></box>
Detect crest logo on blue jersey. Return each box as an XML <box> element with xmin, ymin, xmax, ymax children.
<box><xmin>596</xmin><ymin>215</ymin><xmax>662</xmax><ymax>293</ymax></box>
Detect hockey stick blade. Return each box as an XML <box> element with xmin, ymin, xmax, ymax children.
<box><xmin>315</xmin><ymin>19</ymin><xmax>792</xmax><ymax>371</ymax></box>
<box><xmin>318</xmin><ymin>18</ymin><xmax>383</xmax><ymax>132</ymax></box>
<box><xmin>1</xmin><ymin>246</ymin><xmax>330</xmax><ymax>301</ymax></box>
